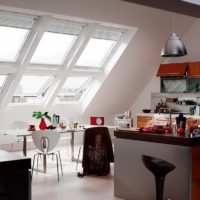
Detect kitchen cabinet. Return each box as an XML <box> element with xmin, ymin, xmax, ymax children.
<box><xmin>192</xmin><ymin>146</ymin><xmax>200</xmax><ymax>200</ymax></box>
<box><xmin>137</xmin><ymin>116</ymin><xmax>153</xmax><ymax>128</ymax></box>
<box><xmin>156</xmin><ymin>63</ymin><xmax>187</xmax><ymax>77</ymax></box>
<box><xmin>156</xmin><ymin>62</ymin><xmax>200</xmax><ymax>93</ymax></box>
<box><xmin>188</xmin><ymin>62</ymin><xmax>200</xmax><ymax>77</ymax></box>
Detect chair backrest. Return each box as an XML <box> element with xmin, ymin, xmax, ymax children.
<box><xmin>10</xmin><ymin>121</ymin><xmax>29</xmax><ymax>130</ymax></box>
<box><xmin>83</xmin><ymin>127</ymin><xmax>111</xmax><ymax>146</ymax></box>
<box><xmin>32</xmin><ymin>130</ymin><xmax>60</xmax><ymax>153</ymax></box>
<box><xmin>82</xmin><ymin>127</ymin><xmax>114</xmax><ymax>175</ymax></box>
<box><xmin>0</xmin><ymin>134</ymin><xmax>16</xmax><ymax>145</ymax></box>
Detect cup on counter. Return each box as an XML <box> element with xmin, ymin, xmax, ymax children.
<box><xmin>73</xmin><ymin>122</ymin><xmax>78</xmax><ymax>129</ymax></box>
<box><xmin>172</xmin><ymin>122</ymin><xmax>176</xmax><ymax>135</ymax></box>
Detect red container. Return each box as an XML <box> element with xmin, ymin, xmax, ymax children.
<box><xmin>39</xmin><ymin>118</ymin><xmax>47</xmax><ymax>130</ymax></box>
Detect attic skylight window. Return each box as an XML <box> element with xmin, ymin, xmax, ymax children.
<box><xmin>30</xmin><ymin>21</ymin><xmax>83</xmax><ymax>66</ymax></box>
<box><xmin>0</xmin><ymin>12</ymin><xmax>35</xmax><ymax>62</ymax></box>
<box><xmin>0</xmin><ymin>74</ymin><xmax>8</xmax><ymax>93</ymax></box>
<box><xmin>55</xmin><ymin>77</ymin><xmax>94</xmax><ymax>102</ymax></box>
<box><xmin>75</xmin><ymin>28</ymin><xmax>122</xmax><ymax>69</ymax></box>
<box><xmin>12</xmin><ymin>75</ymin><xmax>54</xmax><ymax>104</ymax></box>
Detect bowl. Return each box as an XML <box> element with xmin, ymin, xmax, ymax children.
<box><xmin>142</xmin><ymin>109</ymin><xmax>151</xmax><ymax>113</ymax></box>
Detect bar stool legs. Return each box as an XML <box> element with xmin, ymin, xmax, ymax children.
<box><xmin>155</xmin><ymin>174</ymin><xmax>165</xmax><ymax>200</ymax></box>
<box><xmin>142</xmin><ymin>155</ymin><xmax>176</xmax><ymax>200</ymax></box>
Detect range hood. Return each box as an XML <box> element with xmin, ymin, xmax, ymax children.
<box><xmin>157</xmin><ymin>62</ymin><xmax>200</xmax><ymax>77</ymax></box>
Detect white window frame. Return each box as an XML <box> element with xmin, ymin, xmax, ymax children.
<box><xmin>0</xmin><ymin>11</ymin><xmax>37</xmax><ymax>65</ymax></box>
<box><xmin>73</xmin><ymin>25</ymin><xmax>125</xmax><ymax>72</ymax></box>
<box><xmin>28</xmin><ymin>19</ymin><xmax>86</xmax><ymax>68</ymax></box>
<box><xmin>55</xmin><ymin>76</ymin><xmax>95</xmax><ymax>103</ymax></box>
<box><xmin>0</xmin><ymin>74</ymin><xmax>10</xmax><ymax>93</ymax></box>
<box><xmin>11</xmin><ymin>74</ymin><xmax>56</xmax><ymax>105</ymax></box>
<box><xmin>0</xmin><ymin>9</ymin><xmax>137</xmax><ymax>109</ymax></box>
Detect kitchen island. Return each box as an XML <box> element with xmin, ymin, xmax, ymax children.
<box><xmin>114</xmin><ymin>128</ymin><xmax>200</xmax><ymax>200</ymax></box>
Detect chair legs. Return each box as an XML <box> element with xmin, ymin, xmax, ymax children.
<box><xmin>58</xmin><ymin>151</ymin><xmax>63</xmax><ymax>175</ymax></box>
<box><xmin>53</xmin><ymin>152</ymin><xmax>63</xmax><ymax>181</ymax></box>
<box><xmin>36</xmin><ymin>154</ymin><xmax>40</xmax><ymax>174</ymax></box>
<box><xmin>32</xmin><ymin>152</ymin><xmax>63</xmax><ymax>182</ymax></box>
<box><xmin>76</xmin><ymin>146</ymin><xmax>82</xmax><ymax>170</ymax></box>
<box><xmin>55</xmin><ymin>154</ymin><xmax>60</xmax><ymax>181</ymax></box>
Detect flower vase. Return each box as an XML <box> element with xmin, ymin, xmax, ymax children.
<box><xmin>39</xmin><ymin>118</ymin><xmax>47</xmax><ymax>130</ymax></box>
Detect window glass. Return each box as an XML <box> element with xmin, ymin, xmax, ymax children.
<box><xmin>0</xmin><ymin>12</ymin><xmax>35</xmax><ymax>62</ymax></box>
<box><xmin>0</xmin><ymin>74</ymin><xmax>8</xmax><ymax>93</ymax></box>
<box><xmin>188</xmin><ymin>78</ymin><xmax>200</xmax><ymax>92</ymax></box>
<box><xmin>30</xmin><ymin>21</ymin><xmax>82</xmax><ymax>65</ymax></box>
<box><xmin>55</xmin><ymin>77</ymin><xmax>93</xmax><ymax>102</ymax></box>
<box><xmin>12</xmin><ymin>75</ymin><xmax>54</xmax><ymax>103</ymax></box>
<box><xmin>75</xmin><ymin>29</ymin><xmax>122</xmax><ymax>68</ymax></box>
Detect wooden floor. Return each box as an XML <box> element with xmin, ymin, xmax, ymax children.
<box><xmin>17</xmin><ymin>145</ymin><xmax>123</xmax><ymax>200</ymax></box>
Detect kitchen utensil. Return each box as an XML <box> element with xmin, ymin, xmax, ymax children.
<box><xmin>142</xmin><ymin>109</ymin><xmax>151</xmax><ymax>113</ymax></box>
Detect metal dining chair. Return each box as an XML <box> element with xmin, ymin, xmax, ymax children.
<box><xmin>32</xmin><ymin>130</ymin><xmax>63</xmax><ymax>181</ymax></box>
<box><xmin>10</xmin><ymin>121</ymin><xmax>29</xmax><ymax>130</ymax></box>
<box><xmin>0</xmin><ymin>134</ymin><xmax>17</xmax><ymax>151</ymax></box>
<box><xmin>10</xmin><ymin>121</ymin><xmax>29</xmax><ymax>143</ymax></box>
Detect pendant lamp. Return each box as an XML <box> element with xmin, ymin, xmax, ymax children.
<box><xmin>161</xmin><ymin>14</ymin><xmax>187</xmax><ymax>57</ymax></box>
<box><xmin>161</xmin><ymin>33</ymin><xmax>187</xmax><ymax>57</ymax></box>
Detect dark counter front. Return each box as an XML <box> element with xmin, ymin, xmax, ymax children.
<box><xmin>114</xmin><ymin>128</ymin><xmax>200</xmax><ymax>147</ymax></box>
<box><xmin>0</xmin><ymin>150</ymin><xmax>31</xmax><ymax>200</ymax></box>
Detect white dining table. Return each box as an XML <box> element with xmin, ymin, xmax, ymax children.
<box><xmin>0</xmin><ymin>128</ymin><xmax>84</xmax><ymax>160</ymax></box>
<box><xmin>0</xmin><ymin>126</ymin><xmax>114</xmax><ymax>173</ymax></box>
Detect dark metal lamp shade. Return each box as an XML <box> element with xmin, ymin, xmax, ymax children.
<box><xmin>161</xmin><ymin>33</ymin><xmax>187</xmax><ymax>57</ymax></box>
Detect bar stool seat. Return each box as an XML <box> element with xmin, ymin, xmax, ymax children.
<box><xmin>142</xmin><ymin>155</ymin><xmax>175</xmax><ymax>200</ymax></box>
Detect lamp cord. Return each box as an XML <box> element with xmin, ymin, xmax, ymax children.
<box><xmin>172</xmin><ymin>13</ymin><xmax>175</xmax><ymax>34</ymax></box>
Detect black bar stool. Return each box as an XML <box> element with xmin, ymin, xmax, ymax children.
<box><xmin>142</xmin><ymin>155</ymin><xmax>175</xmax><ymax>200</ymax></box>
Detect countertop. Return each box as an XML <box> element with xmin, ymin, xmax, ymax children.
<box><xmin>137</xmin><ymin>112</ymin><xmax>200</xmax><ymax>119</ymax></box>
<box><xmin>0</xmin><ymin>150</ymin><xmax>31</xmax><ymax>170</ymax></box>
<box><xmin>114</xmin><ymin>128</ymin><xmax>200</xmax><ymax>147</ymax></box>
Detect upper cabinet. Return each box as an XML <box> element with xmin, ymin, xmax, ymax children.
<box><xmin>188</xmin><ymin>62</ymin><xmax>200</xmax><ymax>77</ymax></box>
<box><xmin>156</xmin><ymin>63</ymin><xmax>187</xmax><ymax>77</ymax></box>
<box><xmin>157</xmin><ymin>62</ymin><xmax>200</xmax><ymax>93</ymax></box>
<box><xmin>157</xmin><ymin>62</ymin><xmax>200</xmax><ymax>77</ymax></box>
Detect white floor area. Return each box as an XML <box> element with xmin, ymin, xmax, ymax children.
<box><xmin>15</xmin><ymin>145</ymin><xmax>123</xmax><ymax>200</ymax></box>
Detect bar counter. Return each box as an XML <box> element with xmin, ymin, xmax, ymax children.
<box><xmin>114</xmin><ymin>128</ymin><xmax>200</xmax><ymax>146</ymax></box>
<box><xmin>114</xmin><ymin>128</ymin><xmax>200</xmax><ymax>200</ymax></box>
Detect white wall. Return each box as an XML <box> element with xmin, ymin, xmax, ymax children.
<box><xmin>130</xmin><ymin>72</ymin><xmax>160</xmax><ymax>126</ymax></box>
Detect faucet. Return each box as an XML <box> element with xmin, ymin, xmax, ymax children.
<box><xmin>158</xmin><ymin>108</ymin><xmax>172</xmax><ymax>126</ymax></box>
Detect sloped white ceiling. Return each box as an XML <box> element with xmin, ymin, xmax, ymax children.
<box><xmin>0</xmin><ymin>0</ymin><xmax>195</xmax><ymax>117</ymax></box>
